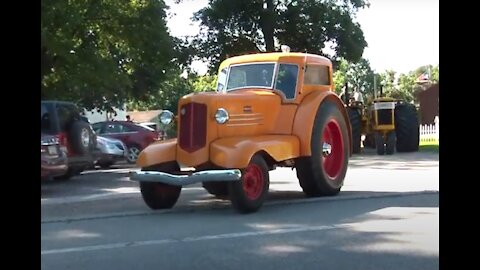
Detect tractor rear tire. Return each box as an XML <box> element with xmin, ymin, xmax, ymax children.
<box><xmin>139</xmin><ymin>162</ymin><xmax>182</xmax><ymax>210</ymax></box>
<box><xmin>346</xmin><ymin>107</ymin><xmax>362</xmax><ymax>154</ymax></box>
<box><xmin>296</xmin><ymin>100</ymin><xmax>349</xmax><ymax>197</ymax></box>
<box><xmin>395</xmin><ymin>103</ymin><xmax>420</xmax><ymax>152</ymax></box>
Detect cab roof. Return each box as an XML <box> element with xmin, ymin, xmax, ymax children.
<box><xmin>218</xmin><ymin>52</ymin><xmax>332</xmax><ymax>71</ymax></box>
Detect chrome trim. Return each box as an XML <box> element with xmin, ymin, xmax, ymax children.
<box><xmin>229</xmin><ymin>117</ymin><xmax>264</xmax><ymax>122</ymax></box>
<box><xmin>130</xmin><ymin>169</ymin><xmax>242</xmax><ymax>186</ymax></box>
<box><xmin>322</xmin><ymin>142</ymin><xmax>332</xmax><ymax>157</ymax></box>
<box><xmin>373</xmin><ymin>102</ymin><xmax>395</xmax><ymax>110</ymax></box>
<box><xmin>226</xmin><ymin>123</ymin><xmax>263</xmax><ymax>127</ymax></box>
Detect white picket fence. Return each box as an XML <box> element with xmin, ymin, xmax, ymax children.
<box><xmin>419</xmin><ymin>116</ymin><xmax>439</xmax><ymax>144</ymax></box>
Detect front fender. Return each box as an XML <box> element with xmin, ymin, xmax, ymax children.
<box><xmin>136</xmin><ymin>139</ymin><xmax>177</xmax><ymax>168</ymax></box>
<box><xmin>210</xmin><ymin>135</ymin><xmax>300</xmax><ymax>169</ymax></box>
<box><xmin>293</xmin><ymin>91</ymin><xmax>352</xmax><ymax>156</ymax></box>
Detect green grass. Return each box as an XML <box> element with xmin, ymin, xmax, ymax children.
<box><xmin>419</xmin><ymin>141</ymin><xmax>439</xmax><ymax>153</ymax></box>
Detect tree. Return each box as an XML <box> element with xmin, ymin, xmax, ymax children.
<box><xmin>127</xmin><ymin>70</ymin><xmax>194</xmax><ymax>114</ymax></box>
<box><xmin>41</xmin><ymin>0</ymin><xmax>176</xmax><ymax>112</ymax></box>
<box><xmin>333</xmin><ymin>57</ymin><xmax>374</xmax><ymax>98</ymax></box>
<box><xmin>378</xmin><ymin>70</ymin><xmax>396</xmax><ymax>97</ymax></box>
<box><xmin>192</xmin><ymin>0</ymin><xmax>369</xmax><ymax>72</ymax></box>
<box><xmin>192</xmin><ymin>74</ymin><xmax>217</xmax><ymax>92</ymax></box>
<box><xmin>395</xmin><ymin>73</ymin><xmax>417</xmax><ymax>102</ymax></box>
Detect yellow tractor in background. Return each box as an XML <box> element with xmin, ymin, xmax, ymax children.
<box><xmin>343</xmin><ymin>84</ymin><xmax>420</xmax><ymax>155</ymax></box>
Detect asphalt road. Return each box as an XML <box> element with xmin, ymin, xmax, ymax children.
<box><xmin>41</xmin><ymin>150</ymin><xmax>439</xmax><ymax>269</ymax></box>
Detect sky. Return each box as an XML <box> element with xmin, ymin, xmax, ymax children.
<box><xmin>164</xmin><ymin>0</ymin><xmax>439</xmax><ymax>75</ymax></box>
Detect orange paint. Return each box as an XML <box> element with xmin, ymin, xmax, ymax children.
<box><xmin>210</xmin><ymin>135</ymin><xmax>300</xmax><ymax>168</ymax></box>
<box><xmin>138</xmin><ymin>52</ymin><xmax>351</xmax><ymax>169</ymax></box>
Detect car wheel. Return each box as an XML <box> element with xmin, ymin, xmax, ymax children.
<box><xmin>140</xmin><ymin>162</ymin><xmax>182</xmax><ymax>209</ymax></box>
<box><xmin>127</xmin><ymin>145</ymin><xmax>141</xmax><ymax>164</ymax></box>
<box><xmin>228</xmin><ymin>154</ymin><xmax>270</xmax><ymax>214</ymax></box>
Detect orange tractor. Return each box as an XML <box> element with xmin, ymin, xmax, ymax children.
<box><xmin>130</xmin><ymin>48</ymin><xmax>352</xmax><ymax>213</ymax></box>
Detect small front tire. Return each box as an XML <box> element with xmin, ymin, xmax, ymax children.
<box><xmin>375</xmin><ymin>132</ymin><xmax>385</xmax><ymax>155</ymax></box>
<box><xmin>139</xmin><ymin>162</ymin><xmax>182</xmax><ymax>210</ymax></box>
<box><xmin>229</xmin><ymin>155</ymin><xmax>270</xmax><ymax>214</ymax></box>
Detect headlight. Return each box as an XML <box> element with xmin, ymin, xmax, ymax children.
<box><xmin>106</xmin><ymin>142</ymin><xmax>116</xmax><ymax>149</ymax></box>
<box><xmin>160</xmin><ymin>110</ymin><xmax>174</xmax><ymax>125</ymax></box>
<box><xmin>215</xmin><ymin>108</ymin><xmax>229</xmax><ymax>124</ymax></box>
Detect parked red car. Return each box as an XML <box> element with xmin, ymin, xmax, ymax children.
<box><xmin>92</xmin><ymin>121</ymin><xmax>160</xmax><ymax>163</ymax></box>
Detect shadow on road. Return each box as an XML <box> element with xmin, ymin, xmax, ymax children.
<box><xmin>42</xmin><ymin>192</ymin><xmax>438</xmax><ymax>270</ymax></box>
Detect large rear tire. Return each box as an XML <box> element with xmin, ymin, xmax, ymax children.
<box><xmin>229</xmin><ymin>154</ymin><xmax>270</xmax><ymax>214</ymax></box>
<box><xmin>140</xmin><ymin>162</ymin><xmax>182</xmax><ymax>210</ymax></box>
<box><xmin>296</xmin><ymin>100</ymin><xmax>349</xmax><ymax>197</ymax></box>
<box><xmin>395</xmin><ymin>103</ymin><xmax>420</xmax><ymax>152</ymax></box>
<box><xmin>346</xmin><ymin>107</ymin><xmax>362</xmax><ymax>154</ymax></box>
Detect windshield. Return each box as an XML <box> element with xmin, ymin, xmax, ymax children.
<box><xmin>224</xmin><ymin>63</ymin><xmax>275</xmax><ymax>91</ymax></box>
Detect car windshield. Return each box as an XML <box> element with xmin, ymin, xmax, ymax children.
<box><xmin>224</xmin><ymin>63</ymin><xmax>275</xmax><ymax>91</ymax></box>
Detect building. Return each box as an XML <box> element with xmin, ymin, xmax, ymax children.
<box><xmin>126</xmin><ymin>110</ymin><xmax>162</xmax><ymax>124</ymax></box>
<box><xmin>416</xmin><ymin>83</ymin><xmax>439</xmax><ymax>125</ymax></box>
<box><xmin>82</xmin><ymin>105</ymin><xmax>127</xmax><ymax>123</ymax></box>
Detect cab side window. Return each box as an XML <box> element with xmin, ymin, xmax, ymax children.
<box><xmin>275</xmin><ymin>64</ymin><xmax>299</xmax><ymax>99</ymax></box>
<box><xmin>304</xmin><ymin>65</ymin><xmax>330</xmax><ymax>85</ymax></box>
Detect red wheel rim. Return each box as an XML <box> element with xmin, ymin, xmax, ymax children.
<box><xmin>322</xmin><ymin>119</ymin><xmax>344</xmax><ymax>179</ymax></box>
<box><xmin>242</xmin><ymin>163</ymin><xmax>264</xmax><ymax>200</ymax></box>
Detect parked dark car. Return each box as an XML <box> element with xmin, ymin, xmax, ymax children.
<box><xmin>96</xmin><ymin>136</ymin><xmax>128</xmax><ymax>169</ymax></box>
<box><xmin>41</xmin><ymin>134</ymin><xmax>68</xmax><ymax>180</ymax></box>
<box><xmin>92</xmin><ymin>121</ymin><xmax>160</xmax><ymax>163</ymax></box>
<box><xmin>41</xmin><ymin>100</ymin><xmax>98</xmax><ymax>180</ymax></box>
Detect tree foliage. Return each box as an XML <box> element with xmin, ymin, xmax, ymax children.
<box><xmin>193</xmin><ymin>0</ymin><xmax>369</xmax><ymax>72</ymax></box>
<box><xmin>192</xmin><ymin>74</ymin><xmax>217</xmax><ymax>92</ymax></box>
<box><xmin>378</xmin><ymin>64</ymin><xmax>439</xmax><ymax>103</ymax></box>
<box><xmin>127</xmin><ymin>72</ymin><xmax>218</xmax><ymax>113</ymax></box>
<box><xmin>333</xmin><ymin>57</ymin><xmax>374</xmax><ymax>98</ymax></box>
<box><xmin>41</xmin><ymin>0</ymin><xmax>176</xmax><ymax>111</ymax></box>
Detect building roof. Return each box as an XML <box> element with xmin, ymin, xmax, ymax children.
<box><xmin>127</xmin><ymin>110</ymin><xmax>162</xmax><ymax>123</ymax></box>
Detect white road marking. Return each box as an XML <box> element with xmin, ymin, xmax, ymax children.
<box><xmin>41</xmin><ymin>224</ymin><xmax>349</xmax><ymax>255</ymax></box>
